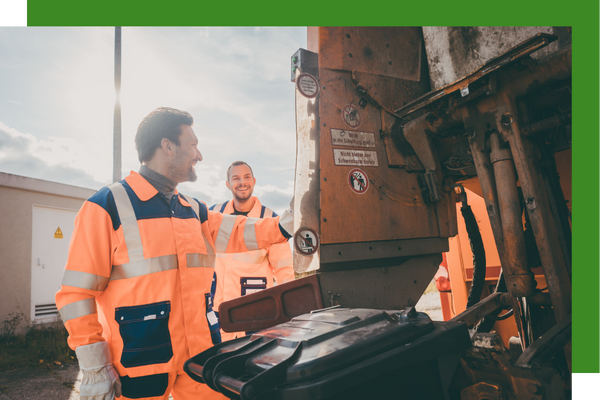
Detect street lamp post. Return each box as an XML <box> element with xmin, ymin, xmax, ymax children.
<box><xmin>113</xmin><ymin>26</ymin><xmax>122</xmax><ymax>183</ymax></box>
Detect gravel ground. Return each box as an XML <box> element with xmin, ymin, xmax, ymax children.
<box><xmin>0</xmin><ymin>363</ymin><xmax>81</xmax><ymax>400</ymax></box>
<box><xmin>0</xmin><ymin>366</ymin><xmax>177</xmax><ymax>400</ymax></box>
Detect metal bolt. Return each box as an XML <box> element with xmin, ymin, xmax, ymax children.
<box><xmin>528</xmin><ymin>383</ymin><xmax>541</xmax><ymax>394</ymax></box>
<box><xmin>501</xmin><ymin>113</ymin><xmax>513</xmax><ymax>126</ymax></box>
<box><xmin>323</xmin><ymin>123</ymin><xmax>326</xmax><ymax>127</ymax></box>
<box><xmin>323</xmin><ymin>218</ymin><xmax>327</xmax><ymax>222</ymax></box>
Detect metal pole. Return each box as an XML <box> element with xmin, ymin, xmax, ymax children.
<box><xmin>113</xmin><ymin>26</ymin><xmax>122</xmax><ymax>183</ymax></box>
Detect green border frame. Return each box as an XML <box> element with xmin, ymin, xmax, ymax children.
<box><xmin>26</xmin><ymin>0</ymin><xmax>600</xmax><ymax>373</ymax></box>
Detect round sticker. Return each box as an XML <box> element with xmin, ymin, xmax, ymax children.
<box><xmin>348</xmin><ymin>168</ymin><xmax>369</xmax><ymax>194</ymax></box>
<box><xmin>296</xmin><ymin>73</ymin><xmax>319</xmax><ymax>99</ymax></box>
<box><xmin>342</xmin><ymin>104</ymin><xmax>361</xmax><ymax>129</ymax></box>
<box><xmin>294</xmin><ymin>227</ymin><xmax>319</xmax><ymax>256</ymax></box>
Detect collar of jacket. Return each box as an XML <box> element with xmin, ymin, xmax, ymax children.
<box><xmin>124</xmin><ymin>171</ymin><xmax>192</xmax><ymax>208</ymax></box>
<box><xmin>224</xmin><ymin>196</ymin><xmax>261</xmax><ymax>217</ymax></box>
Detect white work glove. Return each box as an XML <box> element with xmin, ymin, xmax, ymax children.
<box><xmin>278</xmin><ymin>196</ymin><xmax>294</xmax><ymax>238</ymax></box>
<box><xmin>76</xmin><ymin>341</ymin><xmax>122</xmax><ymax>400</ymax></box>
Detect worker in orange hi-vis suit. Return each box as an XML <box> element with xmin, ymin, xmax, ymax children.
<box><xmin>55</xmin><ymin>108</ymin><xmax>294</xmax><ymax>400</ymax></box>
<box><xmin>210</xmin><ymin>161</ymin><xmax>295</xmax><ymax>341</ymax></box>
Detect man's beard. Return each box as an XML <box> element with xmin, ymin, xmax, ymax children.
<box><xmin>233</xmin><ymin>186</ymin><xmax>253</xmax><ymax>201</ymax></box>
<box><xmin>170</xmin><ymin>160</ymin><xmax>197</xmax><ymax>183</ymax></box>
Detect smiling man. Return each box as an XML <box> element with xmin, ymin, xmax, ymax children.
<box><xmin>55</xmin><ymin>108</ymin><xmax>293</xmax><ymax>400</ymax></box>
<box><xmin>210</xmin><ymin>161</ymin><xmax>295</xmax><ymax>341</ymax></box>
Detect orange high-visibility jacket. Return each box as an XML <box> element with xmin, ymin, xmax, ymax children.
<box><xmin>55</xmin><ymin>172</ymin><xmax>290</xmax><ymax>379</ymax></box>
<box><xmin>210</xmin><ymin>198</ymin><xmax>294</xmax><ymax>313</ymax></box>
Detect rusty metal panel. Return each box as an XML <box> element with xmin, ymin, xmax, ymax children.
<box><xmin>313</xmin><ymin>27</ymin><xmax>457</xmax><ymax>245</ymax></box>
<box><xmin>317</xmin><ymin>27</ymin><xmax>423</xmax><ymax>81</ymax></box>
<box><xmin>318</xmin><ymin>68</ymin><xmax>452</xmax><ymax>244</ymax></box>
<box><xmin>318</xmin><ymin>254</ymin><xmax>442</xmax><ymax>310</ymax></box>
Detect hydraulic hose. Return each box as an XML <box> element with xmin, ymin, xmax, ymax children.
<box><xmin>454</xmin><ymin>185</ymin><xmax>487</xmax><ymax>309</ymax></box>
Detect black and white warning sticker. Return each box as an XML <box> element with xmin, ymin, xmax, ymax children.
<box><xmin>331</xmin><ymin>129</ymin><xmax>376</xmax><ymax>148</ymax></box>
<box><xmin>294</xmin><ymin>227</ymin><xmax>319</xmax><ymax>256</ymax></box>
<box><xmin>341</xmin><ymin>104</ymin><xmax>361</xmax><ymax>129</ymax></box>
<box><xmin>348</xmin><ymin>168</ymin><xmax>369</xmax><ymax>194</ymax></box>
<box><xmin>296</xmin><ymin>73</ymin><xmax>319</xmax><ymax>98</ymax></box>
<box><xmin>333</xmin><ymin>149</ymin><xmax>379</xmax><ymax>167</ymax></box>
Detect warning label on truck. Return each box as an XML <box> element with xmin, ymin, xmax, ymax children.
<box><xmin>342</xmin><ymin>104</ymin><xmax>361</xmax><ymax>129</ymax></box>
<box><xmin>294</xmin><ymin>228</ymin><xmax>319</xmax><ymax>256</ymax></box>
<box><xmin>333</xmin><ymin>149</ymin><xmax>379</xmax><ymax>167</ymax></box>
<box><xmin>296</xmin><ymin>73</ymin><xmax>319</xmax><ymax>98</ymax></box>
<box><xmin>331</xmin><ymin>129</ymin><xmax>376</xmax><ymax>148</ymax></box>
<box><xmin>348</xmin><ymin>168</ymin><xmax>369</xmax><ymax>194</ymax></box>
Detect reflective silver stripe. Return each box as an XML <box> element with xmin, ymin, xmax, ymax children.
<box><xmin>110</xmin><ymin>255</ymin><xmax>178</xmax><ymax>281</ymax></box>
<box><xmin>279</xmin><ymin>209</ymin><xmax>293</xmax><ymax>237</ymax></box>
<box><xmin>215</xmin><ymin>214</ymin><xmax>238</xmax><ymax>252</ymax></box>
<box><xmin>204</xmin><ymin>235</ymin><xmax>215</xmax><ymax>255</ymax></box>
<box><xmin>264</xmin><ymin>207</ymin><xmax>274</xmax><ymax>218</ymax></box>
<box><xmin>272</xmin><ymin>257</ymin><xmax>293</xmax><ymax>269</ymax></box>
<box><xmin>61</xmin><ymin>270</ymin><xmax>109</xmax><ymax>291</ymax></box>
<box><xmin>187</xmin><ymin>253</ymin><xmax>216</xmax><ymax>268</ymax></box>
<box><xmin>108</xmin><ymin>183</ymin><xmax>144</xmax><ymax>264</ymax></box>
<box><xmin>59</xmin><ymin>298</ymin><xmax>97</xmax><ymax>322</ymax></box>
<box><xmin>213</xmin><ymin>202</ymin><xmax>226</xmax><ymax>213</ymax></box>
<box><xmin>181</xmin><ymin>193</ymin><xmax>199</xmax><ymax>218</ymax></box>
<box><xmin>243</xmin><ymin>217</ymin><xmax>260</xmax><ymax>251</ymax></box>
<box><xmin>181</xmin><ymin>193</ymin><xmax>217</xmax><ymax>261</ymax></box>
<box><xmin>216</xmin><ymin>250</ymin><xmax>267</xmax><ymax>264</ymax></box>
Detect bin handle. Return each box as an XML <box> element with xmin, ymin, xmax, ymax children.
<box><xmin>186</xmin><ymin>362</ymin><xmax>204</xmax><ymax>379</ymax></box>
<box><xmin>215</xmin><ymin>374</ymin><xmax>246</xmax><ymax>396</ymax></box>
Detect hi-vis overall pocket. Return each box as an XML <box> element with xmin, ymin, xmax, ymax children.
<box><xmin>115</xmin><ymin>301</ymin><xmax>173</xmax><ymax>368</ymax></box>
<box><xmin>240</xmin><ymin>277</ymin><xmax>267</xmax><ymax>296</ymax></box>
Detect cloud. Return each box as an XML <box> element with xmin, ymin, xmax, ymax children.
<box><xmin>0</xmin><ymin>122</ymin><xmax>106</xmax><ymax>189</ymax></box>
<box><xmin>0</xmin><ymin>27</ymin><xmax>305</xmax><ymax>210</ymax></box>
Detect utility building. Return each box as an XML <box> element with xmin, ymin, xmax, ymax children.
<box><xmin>0</xmin><ymin>172</ymin><xmax>96</xmax><ymax>325</ymax></box>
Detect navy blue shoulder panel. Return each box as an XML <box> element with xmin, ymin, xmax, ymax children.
<box><xmin>219</xmin><ymin>201</ymin><xmax>229</xmax><ymax>213</ymax></box>
<box><xmin>259</xmin><ymin>206</ymin><xmax>278</xmax><ymax>219</ymax></box>
<box><xmin>279</xmin><ymin>224</ymin><xmax>291</xmax><ymax>239</ymax></box>
<box><xmin>87</xmin><ymin>186</ymin><xmax>121</xmax><ymax>231</ymax></box>
<box><xmin>121</xmin><ymin>181</ymin><xmax>171</xmax><ymax>221</ymax></box>
<box><xmin>197</xmin><ymin>200</ymin><xmax>209</xmax><ymax>223</ymax></box>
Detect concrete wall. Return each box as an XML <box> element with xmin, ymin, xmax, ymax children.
<box><xmin>422</xmin><ymin>27</ymin><xmax>572</xmax><ymax>90</ymax></box>
<box><xmin>0</xmin><ymin>172</ymin><xmax>96</xmax><ymax>326</ymax></box>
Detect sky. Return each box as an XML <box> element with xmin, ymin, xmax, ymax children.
<box><xmin>0</xmin><ymin>27</ymin><xmax>306</xmax><ymax>214</ymax></box>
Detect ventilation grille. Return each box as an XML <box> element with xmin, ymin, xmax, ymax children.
<box><xmin>35</xmin><ymin>303</ymin><xmax>59</xmax><ymax>319</ymax></box>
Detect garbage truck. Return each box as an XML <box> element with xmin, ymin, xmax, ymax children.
<box><xmin>185</xmin><ymin>27</ymin><xmax>572</xmax><ymax>400</ymax></box>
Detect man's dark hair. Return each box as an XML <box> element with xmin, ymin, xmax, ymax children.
<box><xmin>135</xmin><ymin>107</ymin><xmax>194</xmax><ymax>163</ymax></box>
<box><xmin>227</xmin><ymin>161</ymin><xmax>254</xmax><ymax>181</ymax></box>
